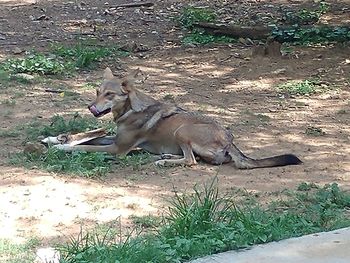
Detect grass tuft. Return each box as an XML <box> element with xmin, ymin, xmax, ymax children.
<box><xmin>1</xmin><ymin>53</ymin><xmax>72</xmax><ymax>75</ymax></box>
<box><xmin>58</xmin><ymin>180</ymin><xmax>350</xmax><ymax>263</ymax></box>
<box><xmin>277</xmin><ymin>79</ymin><xmax>326</xmax><ymax>95</ymax></box>
<box><xmin>178</xmin><ymin>7</ymin><xmax>216</xmax><ymax>30</ymax></box>
<box><xmin>10</xmin><ymin>147</ymin><xmax>113</xmax><ymax>178</ymax></box>
<box><xmin>53</xmin><ymin>43</ymin><xmax>129</xmax><ymax>69</ymax></box>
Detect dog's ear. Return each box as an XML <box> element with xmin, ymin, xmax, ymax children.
<box><xmin>128</xmin><ymin>90</ymin><xmax>154</xmax><ymax>112</ymax></box>
<box><xmin>103</xmin><ymin>67</ymin><xmax>114</xmax><ymax>80</ymax></box>
<box><xmin>120</xmin><ymin>77</ymin><xmax>134</xmax><ymax>94</ymax></box>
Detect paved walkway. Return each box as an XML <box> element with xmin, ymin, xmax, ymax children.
<box><xmin>189</xmin><ymin>227</ymin><xmax>350</xmax><ymax>263</ymax></box>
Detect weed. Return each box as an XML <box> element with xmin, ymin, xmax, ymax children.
<box><xmin>83</xmin><ymin>81</ymin><xmax>102</xmax><ymax>90</ymax></box>
<box><xmin>305</xmin><ymin>126</ymin><xmax>326</xmax><ymax>136</ymax></box>
<box><xmin>0</xmin><ymin>70</ymin><xmax>10</xmax><ymax>87</ymax></box>
<box><xmin>115</xmin><ymin>151</ymin><xmax>153</xmax><ymax>170</ymax></box>
<box><xmin>10</xmin><ymin>147</ymin><xmax>113</xmax><ymax>177</ymax></box>
<box><xmin>0</xmin><ymin>129</ymin><xmax>21</xmax><ymax>138</ymax></box>
<box><xmin>272</xmin><ymin>25</ymin><xmax>350</xmax><ymax>44</ymax></box>
<box><xmin>163</xmin><ymin>94</ymin><xmax>175</xmax><ymax>101</ymax></box>
<box><xmin>282</xmin><ymin>1</ymin><xmax>330</xmax><ymax>25</ymax></box>
<box><xmin>178</xmin><ymin>7</ymin><xmax>216</xmax><ymax>30</ymax></box>
<box><xmin>130</xmin><ymin>215</ymin><xmax>160</xmax><ymax>229</ymax></box>
<box><xmin>59</xmin><ymin>180</ymin><xmax>350</xmax><ymax>263</ymax></box>
<box><xmin>0</xmin><ymin>99</ymin><xmax>16</xmax><ymax>106</ymax></box>
<box><xmin>183</xmin><ymin>29</ymin><xmax>236</xmax><ymax>45</ymax></box>
<box><xmin>178</xmin><ymin>7</ymin><xmax>235</xmax><ymax>45</ymax></box>
<box><xmin>53</xmin><ymin>43</ymin><xmax>129</xmax><ymax>69</ymax></box>
<box><xmin>0</xmin><ymin>237</ymin><xmax>39</xmax><ymax>263</ymax></box>
<box><xmin>256</xmin><ymin>113</ymin><xmax>270</xmax><ymax>123</ymax></box>
<box><xmin>336</xmin><ymin>109</ymin><xmax>347</xmax><ymax>114</ymax></box>
<box><xmin>277</xmin><ymin>79</ymin><xmax>324</xmax><ymax>95</ymax></box>
<box><xmin>297</xmin><ymin>182</ymin><xmax>318</xmax><ymax>191</ymax></box>
<box><xmin>1</xmin><ymin>53</ymin><xmax>72</xmax><ymax>75</ymax></box>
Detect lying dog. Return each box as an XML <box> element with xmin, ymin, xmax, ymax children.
<box><xmin>54</xmin><ymin>68</ymin><xmax>302</xmax><ymax>168</ymax></box>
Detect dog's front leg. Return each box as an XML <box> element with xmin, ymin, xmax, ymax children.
<box><xmin>53</xmin><ymin>143</ymin><xmax>123</xmax><ymax>155</ymax></box>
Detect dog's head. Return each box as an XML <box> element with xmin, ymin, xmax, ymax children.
<box><xmin>88</xmin><ymin>67</ymin><xmax>149</xmax><ymax>118</ymax></box>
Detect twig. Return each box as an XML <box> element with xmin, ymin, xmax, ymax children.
<box><xmin>110</xmin><ymin>1</ymin><xmax>154</xmax><ymax>8</ymax></box>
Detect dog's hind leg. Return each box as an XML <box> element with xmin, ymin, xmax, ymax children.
<box><xmin>154</xmin><ymin>144</ymin><xmax>197</xmax><ymax>166</ymax></box>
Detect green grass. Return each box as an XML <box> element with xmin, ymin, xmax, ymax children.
<box><xmin>177</xmin><ymin>7</ymin><xmax>235</xmax><ymax>45</ymax></box>
<box><xmin>277</xmin><ymin>79</ymin><xmax>326</xmax><ymax>95</ymax></box>
<box><xmin>24</xmin><ymin>114</ymin><xmax>101</xmax><ymax>141</ymax></box>
<box><xmin>58</xmin><ymin>180</ymin><xmax>350</xmax><ymax>263</ymax></box>
<box><xmin>183</xmin><ymin>29</ymin><xmax>237</xmax><ymax>45</ymax></box>
<box><xmin>282</xmin><ymin>1</ymin><xmax>330</xmax><ymax>25</ymax></box>
<box><xmin>11</xmin><ymin>147</ymin><xmax>113</xmax><ymax>178</ymax></box>
<box><xmin>0</xmin><ymin>238</ymin><xmax>40</xmax><ymax>263</ymax></box>
<box><xmin>305</xmin><ymin>126</ymin><xmax>326</xmax><ymax>136</ymax></box>
<box><xmin>53</xmin><ymin>43</ymin><xmax>129</xmax><ymax>69</ymax></box>
<box><xmin>130</xmin><ymin>215</ymin><xmax>161</xmax><ymax>229</ymax></box>
<box><xmin>115</xmin><ymin>152</ymin><xmax>153</xmax><ymax>171</ymax></box>
<box><xmin>178</xmin><ymin>7</ymin><xmax>216</xmax><ymax>30</ymax></box>
<box><xmin>0</xmin><ymin>98</ymin><xmax>16</xmax><ymax>106</ymax></box>
<box><xmin>10</xmin><ymin>114</ymin><xmax>153</xmax><ymax>177</ymax></box>
<box><xmin>0</xmin><ymin>129</ymin><xmax>21</xmax><ymax>138</ymax></box>
<box><xmin>0</xmin><ymin>42</ymin><xmax>129</xmax><ymax>76</ymax></box>
<box><xmin>0</xmin><ymin>53</ymin><xmax>72</xmax><ymax>75</ymax></box>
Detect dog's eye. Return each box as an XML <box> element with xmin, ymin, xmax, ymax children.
<box><xmin>105</xmin><ymin>92</ymin><xmax>114</xmax><ymax>97</ymax></box>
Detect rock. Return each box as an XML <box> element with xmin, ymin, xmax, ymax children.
<box><xmin>23</xmin><ymin>142</ymin><xmax>47</xmax><ymax>155</ymax></box>
<box><xmin>272</xmin><ymin>68</ymin><xmax>287</xmax><ymax>74</ymax></box>
<box><xmin>12</xmin><ymin>47</ymin><xmax>24</xmax><ymax>54</ymax></box>
<box><xmin>14</xmin><ymin>73</ymin><xmax>35</xmax><ymax>80</ymax></box>
<box><xmin>35</xmin><ymin>247</ymin><xmax>60</xmax><ymax>263</ymax></box>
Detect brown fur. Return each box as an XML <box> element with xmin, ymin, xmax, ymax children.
<box><xmin>54</xmin><ymin>68</ymin><xmax>302</xmax><ymax>169</ymax></box>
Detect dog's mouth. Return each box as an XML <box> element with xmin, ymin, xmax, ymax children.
<box><xmin>88</xmin><ymin>104</ymin><xmax>111</xmax><ymax>117</ymax></box>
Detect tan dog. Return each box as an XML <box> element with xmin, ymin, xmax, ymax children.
<box><xmin>54</xmin><ymin>68</ymin><xmax>302</xmax><ymax>168</ymax></box>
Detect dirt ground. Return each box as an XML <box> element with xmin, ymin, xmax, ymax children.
<box><xmin>0</xmin><ymin>0</ymin><xmax>349</xmax><ymax>246</ymax></box>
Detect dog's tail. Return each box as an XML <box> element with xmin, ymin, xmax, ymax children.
<box><xmin>229</xmin><ymin>143</ymin><xmax>302</xmax><ymax>169</ymax></box>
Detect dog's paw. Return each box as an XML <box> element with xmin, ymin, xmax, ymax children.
<box><xmin>154</xmin><ymin>160</ymin><xmax>166</xmax><ymax>166</ymax></box>
<box><xmin>53</xmin><ymin>144</ymin><xmax>74</xmax><ymax>152</ymax></box>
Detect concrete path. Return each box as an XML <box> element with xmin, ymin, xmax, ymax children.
<box><xmin>189</xmin><ymin>227</ymin><xmax>350</xmax><ymax>263</ymax></box>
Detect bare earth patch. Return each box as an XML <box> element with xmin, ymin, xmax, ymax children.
<box><xmin>0</xmin><ymin>0</ymin><xmax>349</xmax><ymax>247</ymax></box>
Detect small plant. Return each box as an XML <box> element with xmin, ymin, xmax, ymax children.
<box><xmin>178</xmin><ymin>7</ymin><xmax>216</xmax><ymax>29</ymax></box>
<box><xmin>177</xmin><ymin>7</ymin><xmax>235</xmax><ymax>45</ymax></box>
<box><xmin>272</xmin><ymin>25</ymin><xmax>350</xmax><ymax>44</ymax></box>
<box><xmin>130</xmin><ymin>215</ymin><xmax>160</xmax><ymax>229</ymax></box>
<box><xmin>282</xmin><ymin>1</ymin><xmax>330</xmax><ymax>25</ymax></box>
<box><xmin>115</xmin><ymin>152</ymin><xmax>153</xmax><ymax>170</ymax></box>
<box><xmin>0</xmin><ymin>99</ymin><xmax>16</xmax><ymax>106</ymax></box>
<box><xmin>59</xmin><ymin>180</ymin><xmax>350</xmax><ymax>263</ymax></box>
<box><xmin>0</xmin><ymin>237</ymin><xmax>39</xmax><ymax>263</ymax></box>
<box><xmin>305</xmin><ymin>126</ymin><xmax>326</xmax><ymax>136</ymax></box>
<box><xmin>0</xmin><ymin>129</ymin><xmax>21</xmax><ymax>138</ymax></box>
<box><xmin>183</xmin><ymin>29</ymin><xmax>236</xmax><ymax>45</ymax></box>
<box><xmin>11</xmin><ymin>147</ymin><xmax>113</xmax><ymax>177</ymax></box>
<box><xmin>1</xmin><ymin>53</ymin><xmax>72</xmax><ymax>75</ymax></box>
<box><xmin>53</xmin><ymin>43</ymin><xmax>129</xmax><ymax>69</ymax></box>
<box><xmin>277</xmin><ymin>79</ymin><xmax>323</xmax><ymax>95</ymax></box>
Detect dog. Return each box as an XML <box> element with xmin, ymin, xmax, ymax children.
<box><xmin>54</xmin><ymin>67</ymin><xmax>302</xmax><ymax>169</ymax></box>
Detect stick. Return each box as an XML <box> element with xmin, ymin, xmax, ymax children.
<box><xmin>110</xmin><ymin>2</ymin><xmax>154</xmax><ymax>8</ymax></box>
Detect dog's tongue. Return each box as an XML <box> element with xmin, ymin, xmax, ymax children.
<box><xmin>88</xmin><ymin>105</ymin><xmax>100</xmax><ymax>117</ymax></box>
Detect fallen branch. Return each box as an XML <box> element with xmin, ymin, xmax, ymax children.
<box><xmin>193</xmin><ymin>22</ymin><xmax>350</xmax><ymax>43</ymax></box>
<box><xmin>194</xmin><ymin>22</ymin><xmax>270</xmax><ymax>39</ymax></box>
<box><xmin>111</xmin><ymin>1</ymin><xmax>154</xmax><ymax>8</ymax></box>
